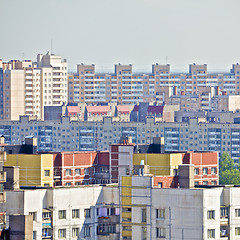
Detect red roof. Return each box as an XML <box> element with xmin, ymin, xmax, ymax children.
<box><xmin>67</xmin><ymin>106</ymin><xmax>81</xmax><ymax>113</ymax></box>
<box><xmin>147</xmin><ymin>106</ymin><xmax>164</xmax><ymax>114</ymax></box>
<box><xmin>117</xmin><ymin>105</ymin><xmax>130</xmax><ymax>113</ymax></box>
<box><xmin>86</xmin><ymin>106</ymin><xmax>111</xmax><ymax>113</ymax></box>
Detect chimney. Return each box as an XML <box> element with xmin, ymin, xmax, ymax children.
<box><xmin>178</xmin><ymin>164</ymin><xmax>194</xmax><ymax>188</ymax></box>
<box><xmin>216</xmin><ymin>86</ymin><xmax>220</xmax><ymax>96</ymax></box>
<box><xmin>25</xmin><ymin>137</ymin><xmax>37</xmax><ymax>146</ymax></box>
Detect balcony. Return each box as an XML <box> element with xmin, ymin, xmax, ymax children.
<box><xmin>94</xmin><ymin>172</ymin><xmax>110</xmax><ymax>179</ymax></box>
<box><xmin>98</xmin><ymin>215</ymin><xmax>120</xmax><ymax>224</ymax></box>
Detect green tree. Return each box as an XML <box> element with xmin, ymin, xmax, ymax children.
<box><xmin>219</xmin><ymin>152</ymin><xmax>240</xmax><ymax>185</ymax></box>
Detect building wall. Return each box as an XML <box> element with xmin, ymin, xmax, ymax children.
<box><xmin>4</xmin><ymin>154</ymin><xmax>53</xmax><ymax>187</ymax></box>
<box><xmin>2</xmin><ymin>115</ymin><xmax>240</xmax><ymax>163</ymax></box>
<box><xmin>133</xmin><ymin>153</ymin><xmax>182</xmax><ymax>176</ymax></box>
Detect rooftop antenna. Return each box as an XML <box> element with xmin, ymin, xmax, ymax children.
<box><xmin>22</xmin><ymin>52</ymin><xmax>25</xmax><ymax>60</ymax></box>
<box><xmin>166</xmin><ymin>56</ymin><xmax>168</xmax><ymax>65</ymax></box>
<box><xmin>51</xmin><ymin>39</ymin><xmax>53</xmax><ymax>54</ymax></box>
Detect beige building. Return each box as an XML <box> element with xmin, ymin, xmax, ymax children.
<box><xmin>1</xmin><ymin>53</ymin><xmax>68</xmax><ymax>120</ymax></box>
<box><xmin>68</xmin><ymin>63</ymin><xmax>240</xmax><ymax>110</ymax></box>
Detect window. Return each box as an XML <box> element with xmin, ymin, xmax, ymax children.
<box><xmin>207</xmin><ymin>210</ymin><xmax>215</xmax><ymax>219</ymax></box>
<box><xmin>42</xmin><ymin>212</ymin><xmax>51</xmax><ymax>219</ymax></box>
<box><xmin>142</xmin><ymin>208</ymin><xmax>146</xmax><ymax>223</ymax></box>
<box><xmin>211</xmin><ymin>167</ymin><xmax>217</xmax><ymax>174</ymax></box>
<box><xmin>156</xmin><ymin>228</ymin><xmax>166</xmax><ymax>238</ymax></box>
<box><xmin>58</xmin><ymin>229</ymin><xmax>66</xmax><ymax>238</ymax></box>
<box><xmin>42</xmin><ymin>228</ymin><xmax>52</xmax><ymax>237</ymax></box>
<box><xmin>84</xmin><ymin>208</ymin><xmax>91</xmax><ymax>218</ymax></box>
<box><xmin>207</xmin><ymin>229</ymin><xmax>215</xmax><ymax>238</ymax></box>
<box><xmin>72</xmin><ymin>209</ymin><xmax>79</xmax><ymax>218</ymax></box>
<box><xmin>203</xmin><ymin>181</ymin><xmax>208</xmax><ymax>185</ymax></box>
<box><xmin>75</xmin><ymin>168</ymin><xmax>81</xmax><ymax>175</ymax></box>
<box><xmin>84</xmin><ymin>226</ymin><xmax>90</xmax><ymax>237</ymax></box>
<box><xmin>203</xmin><ymin>168</ymin><xmax>208</xmax><ymax>175</ymax></box>
<box><xmin>72</xmin><ymin>228</ymin><xmax>79</xmax><ymax>237</ymax></box>
<box><xmin>156</xmin><ymin>209</ymin><xmax>165</xmax><ymax>219</ymax></box>
<box><xmin>211</xmin><ymin>181</ymin><xmax>217</xmax><ymax>185</ymax></box>
<box><xmin>66</xmin><ymin>169</ymin><xmax>71</xmax><ymax>176</ymax></box>
<box><xmin>58</xmin><ymin>210</ymin><xmax>66</xmax><ymax>219</ymax></box>
<box><xmin>236</xmin><ymin>227</ymin><xmax>240</xmax><ymax>236</ymax></box>
<box><xmin>194</xmin><ymin>168</ymin><xmax>199</xmax><ymax>175</ymax></box>
<box><xmin>29</xmin><ymin>212</ymin><xmax>37</xmax><ymax>221</ymax></box>
<box><xmin>44</xmin><ymin>170</ymin><xmax>50</xmax><ymax>177</ymax></box>
<box><xmin>235</xmin><ymin>209</ymin><xmax>240</xmax><ymax>217</ymax></box>
<box><xmin>84</xmin><ymin>168</ymin><xmax>89</xmax><ymax>175</ymax></box>
<box><xmin>142</xmin><ymin>227</ymin><xmax>147</xmax><ymax>240</ymax></box>
<box><xmin>122</xmin><ymin>208</ymin><xmax>132</xmax><ymax>212</ymax></box>
<box><xmin>221</xmin><ymin>207</ymin><xmax>229</xmax><ymax>218</ymax></box>
<box><xmin>65</xmin><ymin>182</ymin><xmax>71</xmax><ymax>186</ymax></box>
<box><xmin>33</xmin><ymin>231</ymin><xmax>36</xmax><ymax>240</ymax></box>
<box><xmin>122</xmin><ymin>226</ymin><xmax>132</xmax><ymax>231</ymax></box>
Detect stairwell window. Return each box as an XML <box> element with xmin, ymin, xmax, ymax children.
<box><xmin>58</xmin><ymin>229</ymin><xmax>66</xmax><ymax>238</ymax></box>
<box><xmin>72</xmin><ymin>228</ymin><xmax>79</xmax><ymax>237</ymax></box>
<box><xmin>142</xmin><ymin>208</ymin><xmax>147</xmax><ymax>223</ymax></box>
<box><xmin>236</xmin><ymin>209</ymin><xmax>240</xmax><ymax>217</ymax></box>
<box><xmin>156</xmin><ymin>209</ymin><xmax>165</xmax><ymax>219</ymax></box>
<box><xmin>156</xmin><ymin>228</ymin><xmax>166</xmax><ymax>238</ymax></box>
<box><xmin>72</xmin><ymin>209</ymin><xmax>80</xmax><ymax>218</ymax></box>
<box><xmin>207</xmin><ymin>210</ymin><xmax>215</xmax><ymax>219</ymax></box>
<box><xmin>58</xmin><ymin>210</ymin><xmax>66</xmax><ymax>219</ymax></box>
<box><xmin>44</xmin><ymin>170</ymin><xmax>50</xmax><ymax>177</ymax></box>
<box><xmin>207</xmin><ymin>229</ymin><xmax>215</xmax><ymax>238</ymax></box>
<box><xmin>235</xmin><ymin>227</ymin><xmax>240</xmax><ymax>236</ymax></box>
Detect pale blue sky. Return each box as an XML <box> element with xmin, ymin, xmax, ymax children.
<box><xmin>1</xmin><ymin>0</ymin><xmax>240</xmax><ymax>72</ymax></box>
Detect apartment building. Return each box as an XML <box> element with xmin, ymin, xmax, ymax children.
<box><xmin>3</xmin><ymin>186</ymin><xmax>120</xmax><ymax>240</ymax></box>
<box><xmin>0</xmin><ymin>53</ymin><xmax>68</xmax><ymax>120</ymax></box>
<box><xmin>68</xmin><ymin>63</ymin><xmax>240</xmax><ymax>106</ymax></box>
<box><xmin>0</xmin><ymin>150</ymin><xmax>6</xmax><ymax>236</ymax></box>
<box><xmin>1</xmin><ymin>115</ymin><xmax>240</xmax><ymax>162</ymax></box>
<box><xmin>119</xmin><ymin>175</ymin><xmax>240</xmax><ymax>240</ymax></box>
<box><xmin>53</xmin><ymin>151</ymin><xmax>109</xmax><ymax>186</ymax></box>
<box><xmin>3</xmin><ymin>176</ymin><xmax>240</xmax><ymax>239</ymax></box>
<box><xmin>110</xmin><ymin>142</ymin><xmax>218</xmax><ymax>186</ymax></box>
<box><xmin>37</xmin><ymin>53</ymin><xmax>68</xmax><ymax>117</ymax></box>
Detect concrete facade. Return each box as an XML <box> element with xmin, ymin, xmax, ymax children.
<box><xmin>1</xmin><ymin>115</ymin><xmax>240</xmax><ymax>162</ymax></box>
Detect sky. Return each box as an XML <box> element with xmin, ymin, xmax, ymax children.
<box><xmin>1</xmin><ymin>0</ymin><xmax>240</xmax><ymax>72</ymax></box>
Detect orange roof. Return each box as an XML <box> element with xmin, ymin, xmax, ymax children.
<box><xmin>86</xmin><ymin>106</ymin><xmax>111</xmax><ymax>113</ymax></box>
<box><xmin>67</xmin><ymin>106</ymin><xmax>81</xmax><ymax>113</ymax></box>
<box><xmin>117</xmin><ymin>105</ymin><xmax>130</xmax><ymax>113</ymax></box>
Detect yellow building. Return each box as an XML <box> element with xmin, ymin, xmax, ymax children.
<box><xmin>133</xmin><ymin>153</ymin><xmax>182</xmax><ymax>176</ymax></box>
<box><xmin>4</xmin><ymin>154</ymin><xmax>53</xmax><ymax>187</ymax></box>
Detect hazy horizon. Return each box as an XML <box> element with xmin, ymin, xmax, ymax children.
<box><xmin>1</xmin><ymin>0</ymin><xmax>240</xmax><ymax>71</ymax></box>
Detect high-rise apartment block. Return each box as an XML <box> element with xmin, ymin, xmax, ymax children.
<box><xmin>0</xmin><ymin>53</ymin><xmax>68</xmax><ymax>120</ymax></box>
<box><xmin>68</xmin><ymin>63</ymin><xmax>240</xmax><ymax>107</ymax></box>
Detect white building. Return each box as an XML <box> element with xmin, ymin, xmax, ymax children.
<box><xmin>3</xmin><ymin>177</ymin><xmax>240</xmax><ymax>239</ymax></box>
